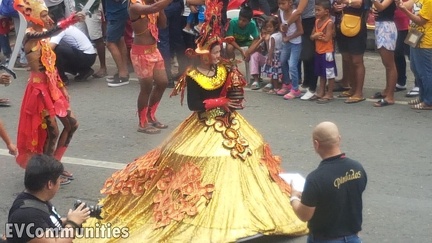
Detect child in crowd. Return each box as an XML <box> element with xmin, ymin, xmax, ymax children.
<box><xmin>0</xmin><ymin>17</ymin><xmax>12</xmax><ymax>65</ymax></box>
<box><xmin>311</xmin><ymin>0</ymin><xmax>336</xmax><ymax>103</ymax></box>
<box><xmin>260</xmin><ymin>16</ymin><xmax>283</xmax><ymax>94</ymax></box>
<box><xmin>278</xmin><ymin>0</ymin><xmax>303</xmax><ymax>99</ymax></box>
<box><xmin>183</xmin><ymin>4</ymin><xmax>205</xmax><ymax>34</ymax></box>
<box><xmin>225</xmin><ymin>4</ymin><xmax>260</xmax><ymax>61</ymax></box>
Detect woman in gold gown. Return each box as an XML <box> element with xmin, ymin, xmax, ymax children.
<box><xmin>77</xmin><ymin>1</ymin><xmax>308</xmax><ymax>242</ymax></box>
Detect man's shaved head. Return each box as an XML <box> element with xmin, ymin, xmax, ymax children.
<box><xmin>313</xmin><ymin>121</ymin><xmax>340</xmax><ymax>148</ymax></box>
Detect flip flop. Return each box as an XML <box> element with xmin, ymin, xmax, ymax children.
<box><xmin>60</xmin><ymin>176</ymin><xmax>71</xmax><ymax>185</ymax></box>
<box><xmin>337</xmin><ymin>91</ymin><xmax>353</xmax><ymax>98</ymax></box>
<box><xmin>137</xmin><ymin>125</ymin><xmax>161</xmax><ymax>134</ymax></box>
<box><xmin>316</xmin><ymin>98</ymin><xmax>333</xmax><ymax>104</ymax></box>
<box><xmin>62</xmin><ymin>171</ymin><xmax>74</xmax><ymax>180</ymax></box>
<box><xmin>333</xmin><ymin>84</ymin><xmax>351</xmax><ymax>92</ymax></box>
<box><xmin>411</xmin><ymin>103</ymin><xmax>432</xmax><ymax>110</ymax></box>
<box><xmin>151</xmin><ymin>121</ymin><xmax>168</xmax><ymax>129</ymax></box>
<box><xmin>92</xmin><ymin>71</ymin><xmax>108</xmax><ymax>78</ymax></box>
<box><xmin>0</xmin><ymin>98</ymin><xmax>11</xmax><ymax>107</ymax></box>
<box><xmin>371</xmin><ymin>92</ymin><xmax>386</xmax><ymax>99</ymax></box>
<box><xmin>309</xmin><ymin>95</ymin><xmax>321</xmax><ymax>101</ymax></box>
<box><xmin>250</xmin><ymin>81</ymin><xmax>260</xmax><ymax>90</ymax></box>
<box><xmin>373</xmin><ymin>99</ymin><xmax>394</xmax><ymax>107</ymax></box>
<box><xmin>344</xmin><ymin>96</ymin><xmax>366</xmax><ymax>104</ymax></box>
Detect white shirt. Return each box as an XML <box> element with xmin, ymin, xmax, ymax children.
<box><xmin>280</xmin><ymin>9</ymin><xmax>302</xmax><ymax>44</ymax></box>
<box><xmin>50</xmin><ymin>26</ymin><xmax>96</xmax><ymax>54</ymax></box>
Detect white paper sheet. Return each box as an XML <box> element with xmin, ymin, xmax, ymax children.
<box><xmin>279</xmin><ymin>173</ymin><xmax>306</xmax><ymax>192</ymax></box>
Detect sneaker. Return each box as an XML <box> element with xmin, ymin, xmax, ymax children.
<box><xmin>276</xmin><ymin>84</ymin><xmax>292</xmax><ymax>96</ymax></box>
<box><xmin>107</xmin><ymin>75</ymin><xmax>130</xmax><ymax>87</ymax></box>
<box><xmin>395</xmin><ymin>84</ymin><xmax>407</xmax><ymax>92</ymax></box>
<box><xmin>406</xmin><ymin>87</ymin><xmax>419</xmax><ymax>97</ymax></box>
<box><xmin>75</xmin><ymin>68</ymin><xmax>94</xmax><ymax>81</ymax></box>
<box><xmin>283</xmin><ymin>89</ymin><xmax>302</xmax><ymax>100</ymax></box>
<box><xmin>300</xmin><ymin>89</ymin><xmax>316</xmax><ymax>100</ymax></box>
<box><xmin>182</xmin><ymin>28</ymin><xmax>195</xmax><ymax>35</ymax></box>
<box><xmin>106</xmin><ymin>73</ymin><xmax>118</xmax><ymax>83</ymax></box>
<box><xmin>262</xmin><ymin>83</ymin><xmax>273</xmax><ymax>92</ymax></box>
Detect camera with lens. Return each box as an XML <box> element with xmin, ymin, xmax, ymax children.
<box><xmin>73</xmin><ymin>200</ymin><xmax>103</xmax><ymax>219</ymax></box>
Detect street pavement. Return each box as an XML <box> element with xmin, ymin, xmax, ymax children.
<box><xmin>0</xmin><ymin>51</ymin><xmax>431</xmax><ymax>243</ymax></box>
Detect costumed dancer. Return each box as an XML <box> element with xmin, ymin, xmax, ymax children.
<box><xmin>129</xmin><ymin>0</ymin><xmax>172</xmax><ymax>134</ymax></box>
<box><xmin>75</xmin><ymin>0</ymin><xmax>308</xmax><ymax>241</ymax></box>
<box><xmin>13</xmin><ymin>0</ymin><xmax>85</xmax><ymax>184</ymax></box>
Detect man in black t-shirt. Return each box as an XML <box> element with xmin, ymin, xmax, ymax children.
<box><xmin>290</xmin><ymin>122</ymin><xmax>367</xmax><ymax>243</ymax></box>
<box><xmin>6</xmin><ymin>154</ymin><xmax>90</xmax><ymax>243</ymax></box>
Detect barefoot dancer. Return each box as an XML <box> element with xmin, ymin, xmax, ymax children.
<box><xmin>129</xmin><ymin>0</ymin><xmax>173</xmax><ymax>134</ymax></box>
<box><xmin>14</xmin><ymin>0</ymin><xmax>84</xmax><ymax>184</ymax></box>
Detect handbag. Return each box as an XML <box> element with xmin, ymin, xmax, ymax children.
<box><xmin>404</xmin><ymin>28</ymin><xmax>424</xmax><ymax>48</ymax></box>
<box><xmin>340</xmin><ymin>12</ymin><xmax>362</xmax><ymax>37</ymax></box>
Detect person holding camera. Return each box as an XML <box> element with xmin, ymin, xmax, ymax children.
<box><xmin>6</xmin><ymin>154</ymin><xmax>90</xmax><ymax>243</ymax></box>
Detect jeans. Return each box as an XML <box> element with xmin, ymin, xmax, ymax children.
<box><xmin>307</xmin><ymin>234</ymin><xmax>362</xmax><ymax>243</ymax></box>
<box><xmin>0</xmin><ymin>34</ymin><xmax>11</xmax><ymax>58</ymax></box>
<box><xmin>280</xmin><ymin>42</ymin><xmax>302</xmax><ymax>90</ymax></box>
<box><xmin>410</xmin><ymin>47</ymin><xmax>432</xmax><ymax>105</ymax></box>
<box><xmin>394</xmin><ymin>30</ymin><xmax>409</xmax><ymax>86</ymax></box>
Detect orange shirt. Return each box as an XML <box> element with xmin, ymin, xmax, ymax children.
<box><xmin>315</xmin><ymin>18</ymin><xmax>334</xmax><ymax>54</ymax></box>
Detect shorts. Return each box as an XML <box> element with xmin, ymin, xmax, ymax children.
<box><xmin>336</xmin><ymin>23</ymin><xmax>367</xmax><ymax>55</ymax></box>
<box><xmin>375</xmin><ymin>21</ymin><xmax>397</xmax><ymax>51</ymax></box>
<box><xmin>314</xmin><ymin>52</ymin><xmax>337</xmax><ymax>79</ymax></box>
<box><xmin>130</xmin><ymin>44</ymin><xmax>165</xmax><ymax>79</ymax></box>
<box><xmin>75</xmin><ymin>3</ymin><xmax>103</xmax><ymax>41</ymax></box>
<box><xmin>106</xmin><ymin>18</ymin><xmax>127</xmax><ymax>43</ymax></box>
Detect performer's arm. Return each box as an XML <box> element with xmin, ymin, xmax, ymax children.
<box><xmin>26</xmin><ymin>13</ymin><xmax>83</xmax><ymax>40</ymax></box>
<box><xmin>129</xmin><ymin>0</ymin><xmax>173</xmax><ymax>16</ymax></box>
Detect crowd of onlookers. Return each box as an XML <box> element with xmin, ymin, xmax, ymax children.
<box><xmin>0</xmin><ymin>0</ymin><xmax>431</xmax><ymax>109</ymax></box>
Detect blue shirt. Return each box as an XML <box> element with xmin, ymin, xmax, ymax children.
<box><xmin>103</xmin><ymin>0</ymin><xmax>128</xmax><ymax>21</ymax></box>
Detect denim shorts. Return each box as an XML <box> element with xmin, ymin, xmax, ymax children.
<box><xmin>106</xmin><ymin>18</ymin><xmax>127</xmax><ymax>43</ymax></box>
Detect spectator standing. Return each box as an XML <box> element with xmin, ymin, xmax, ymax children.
<box><xmin>396</xmin><ymin>0</ymin><xmax>432</xmax><ymax>110</ymax></box>
<box><xmin>45</xmin><ymin>0</ymin><xmax>66</xmax><ymax>22</ymax></box>
<box><xmin>104</xmin><ymin>0</ymin><xmax>129</xmax><ymax>87</ymax></box>
<box><xmin>333</xmin><ymin>0</ymin><xmax>368</xmax><ymax>104</ymax></box>
<box><xmin>75</xmin><ymin>0</ymin><xmax>108</xmax><ymax>78</ymax></box>
<box><xmin>311</xmin><ymin>0</ymin><xmax>337</xmax><ymax>104</ymax></box>
<box><xmin>277</xmin><ymin>0</ymin><xmax>303</xmax><ymax>98</ymax></box>
<box><xmin>370</xmin><ymin>0</ymin><xmax>398</xmax><ymax>107</ymax></box>
<box><xmin>157</xmin><ymin>0</ymin><xmax>187</xmax><ymax>87</ymax></box>
<box><xmin>286</xmin><ymin>0</ymin><xmax>317</xmax><ymax>100</ymax></box>
<box><xmin>290</xmin><ymin>121</ymin><xmax>367</xmax><ymax>243</ymax></box>
<box><xmin>0</xmin><ymin>17</ymin><xmax>12</xmax><ymax>65</ymax></box>
<box><xmin>0</xmin><ymin>73</ymin><xmax>17</xmax><ymax>155</ymax></box>
<box><xmin>182</xmin><ymin>4</ymin><xmax>205</xmax><ymax>34</ymax></box>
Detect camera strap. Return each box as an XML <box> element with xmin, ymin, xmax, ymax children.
<box><xmin>20</xmin><ymin>199</ymin><xmax>50</xmax><ymax>215</ymax></box>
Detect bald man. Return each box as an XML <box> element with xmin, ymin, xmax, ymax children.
<box><xmin>290</xmin><ymin>121</ymin><xmax>367</xmax><ymax>243</ymax></box>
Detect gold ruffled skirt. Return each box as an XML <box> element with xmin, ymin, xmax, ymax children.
<box><xmin>75</xmin><ymin>111</ymin><xmax>308</xmax><ymax>242</ymax></box>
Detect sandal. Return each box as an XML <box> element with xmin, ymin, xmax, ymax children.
<box><xmin>371</xmin><ymin>92</ymin><xmax>386</xmax><ymax>99</ymax></box>
<box><xmin>0</xmin><ymin>98</ymin><xmax>11</xmax><ymax>107</ymax></box>
<box><xmin>309</xmin><ymin>95</ymin><xmax>321</xmax><ymax>101</ymax></box>
<box><xmin>137</xmin><ymin>125</ymin><xmax>161</xmax><ymax>134</ymax></box>
<box><xmin>406</xmin><ymin>87</ymin><xmax>419</xmax><ymax>97</ymax></box>
<box><xmin>411</xmin><ymin>102</ymin><xmax>432</xmax><ymax>110</ymax></box>
<box><xmin>151</xmin><ymin>121</ymin><xmax>168</xmax><ymax>129</ymax></box>
<box><xmin>250</xmin><ymin>81</ymin><xmax>260</xmax><ymax>90</ymax></box>
<box><xmin>373</xmin><ymin>99</ymin><xmax>394</xmax><ymax>107</ymax></box>
<box><xmin>62</xmin><ymin>171</ymin><xmax>74</xmax><ymax>180</ymax></box>
<box><xmin>337</xmin><ymin>91</ymin><xmax>353</xmax><ymax>98</ymax></box>
<box><xmin>408</xmin><ymin>98</ymin><xmax>421</xmax><ymax>105</ymax></box>
<box><xmin>316</xmin><ymin>98</ymin><xmax>333</xmax><ymax>104</ymax></box>
<box><xmin>60</xmin><ymin>176</ymin><xmax>71</xmax><ymax>185</ymax></box>
<box><xmin>267</xmin><ymin>89</ymin><xmax>277</xmax><ymax>94</ymax></box>
<box><xmin>92</xmin><ymin>70</ymin><xmax>108</xmax><ymax>78</ymax></box>
<box><xmin>344</xmin><ymin>96</ymin><xmax>366</xmax><ymax>104</ymax></box>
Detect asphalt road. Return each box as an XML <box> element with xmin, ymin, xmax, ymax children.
<box><xmin>0</xmin><ymin>51</ymin><xmax>431</xmax><ymax>242</ymax></box>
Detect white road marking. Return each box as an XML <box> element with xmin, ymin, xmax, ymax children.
<box><xmin>0</xmin><ymin>149</ymin><xmax>125</xmax><ymax>170</ymax></box>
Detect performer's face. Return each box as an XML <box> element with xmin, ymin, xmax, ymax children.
<box><xmin>40</xmin><ymin>10</ymin><xmax>54</xmax><ymax>28</ymax></box>
<box><xmin>208</xmin><ymin>45</ymin><xmax>221</xmax><ymax>65</ymax></box>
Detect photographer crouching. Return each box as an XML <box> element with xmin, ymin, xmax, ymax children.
<box><xmin>5</xmin><ymin>154</ymin><xmax>90</xmax><ymax>243</ymax></box>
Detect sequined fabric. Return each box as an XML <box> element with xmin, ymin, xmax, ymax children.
<box><xmin>76</xmin><ymin>112</ymin><xmax>308</xmax><ymax>242</ymax></box>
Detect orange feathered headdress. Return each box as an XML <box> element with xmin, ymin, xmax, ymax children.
<box><xmin>14</xmin><ymin>0</ymin><xmax>48</xmax><ymax>26</ymax></box>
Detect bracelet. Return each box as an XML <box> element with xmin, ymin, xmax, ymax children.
<box><xmin>65</xmin><ymin>219</ymin><xmax>81</xmax><ymax>229</ymax></box>
<box><xmin>290</xmin><ymin>196</ymin><xmax>301</xmax><ymax>203</ymax></box>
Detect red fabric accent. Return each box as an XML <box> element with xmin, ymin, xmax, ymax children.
<box><xmin>58</xmin><ymin>13</ymin><xmax>78</xmax><ymax>29</ymax></box>
<box><xmin>54</xmin><ymin>146</ymin><xmax>67</xmax><ymax>161</ymax></box>
<box><xmin>148</xmin><ymin>102</ymin><xmax>160</xmax><ymax>122</ymax></box>
<box><xmin>203</xmin><ymin>97</ymin><xmax>229</xmax><ymax>111</ymax></box>
<box><xmin>16</xmin><ymin>72</ymin><xmax>70</xmax><ymax>168</ymax></box>
<box><xmin>139</xmin><ymin>107</ymin><xmax>149</xmax><ymax>127</ymax></box>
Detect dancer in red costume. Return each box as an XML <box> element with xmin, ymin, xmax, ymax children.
<box><xmin>14</xmin><ymin>0</ymin><xmax>85</xmax><ymax>184</ymax></box>
<box><xmin>129</xmin><ymin>0</ymin><xmax>173</xmax><ymax>134</ymax></box>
